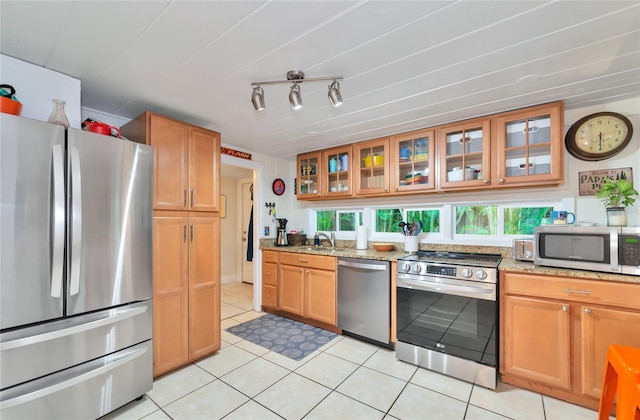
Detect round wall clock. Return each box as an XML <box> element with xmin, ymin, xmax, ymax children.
<box><xmin>565</xmin><ymin>112</ymin><xmax>633</xmax><ymax>161</ymax></box>
<box><xmin>272</xmin><ymin>178</ymin><xmax>286</xmax><ymax>195</ymax></box>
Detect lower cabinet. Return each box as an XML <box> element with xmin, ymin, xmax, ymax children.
<box><xmin>264</xmin><ymin>251</ymin><xmax>337</xmax><ymax>327</ymax></box>
<box><xmin>501</xmin><ymin>272</ymin><xmax>640</xmax><ymax>410</ymax></box>
<box><xmin>153</xmin><ymin>213</ymin><xmax>220</xmax><ymax>377</ymax></box>
<box><xmin>262</xmin><ymin>251</ymin><xmax>279</xmax><ymax>309</ymax></box>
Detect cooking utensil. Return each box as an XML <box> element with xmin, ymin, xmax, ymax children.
<box><xmin>84</xmin><ymin>121</ymin><xmax>121</xmax><ymax>138</ymax></box>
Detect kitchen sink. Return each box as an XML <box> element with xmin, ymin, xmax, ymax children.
<box><xmin>301</xmin><ymin>246</ymin><xmax>344</xmax><ymax>252</ymax></box>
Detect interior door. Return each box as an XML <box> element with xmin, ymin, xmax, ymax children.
<box><xmin>240</xmin><ymin>181</ymin><xmax>254</xmax><ymax>284</ymax></box>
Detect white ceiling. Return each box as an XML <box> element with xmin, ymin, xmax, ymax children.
<box><xmin>2</xmin><ymin>1</ymin><xmax>639</xmax><ymax>160</ymax></box>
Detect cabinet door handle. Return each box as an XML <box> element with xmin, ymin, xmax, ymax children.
<box><xmin>562</xmin><ymin>305</ymin><xmax>569</xmax><ymax>312</ymax></box>
<box><xmin>191</xmin><ymin>223</ymin><xmax>194</xmax><ymax>241</ymax></box>
<box><xmin>306</xmin><ymin>270</ymin><xmax>310</xmax><ymax>274</ymax></box>
<box><xmin>184</xmin><ymin>189</ymin><xmax>188</xmax><ymax>207</ymax></box>
<box><xmin>482</xmin><ymin>179</ymin><xmax>489</xmax><ymax>184</ymax></box>
<box><xmin>498</xmin><ymin>178</ymin><xmax>505</xmax><ymax>183</ymax></box>
<box><xmin>561</xmin><ymin>289</ymin><xmax>592</xmax><ymax>295</ymax></box>
<box><xmin>298</xmin><ymin>259</ymin><xmax>309</xmax><ymax>263</ymax></box>
<box><xmin>184</xmin><ymin>224</ymin><xmax>187</xmax><ymax>242</ymax></box>
<box><xmin>191</xmin><ymin>189</ymin><xmax>194</xmax><ymax>206</ymax></box>
<box><xmin>584</xmin><ymin>308</ymin><xmax>591</xmax><ymax>314</ymax></box>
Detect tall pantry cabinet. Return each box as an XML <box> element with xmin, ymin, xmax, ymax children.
<box><xmin>121</xmin><ymin>112</ymin><xmax>221</xmax><ymax>377</ymax></box>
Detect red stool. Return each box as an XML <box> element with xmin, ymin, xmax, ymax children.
<box><xmin>598</xmin><ymin>344</ymin><xmax>640</xmax><ymax>420</ymax></box>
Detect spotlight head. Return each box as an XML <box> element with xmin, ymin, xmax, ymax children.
<box><xmin>328</xmin><ymin>80</ymin><xmax>343</xmax><ymax>107</ymax></box>
<box><xmin>251</xmin><ymin>86</ymin><xmax>265</xmax><ymax>111</ymax></box>
<box><xmin>289</xmin><ymin>83</ymin><xmax>303</xmax><ymax>110</ymax></box>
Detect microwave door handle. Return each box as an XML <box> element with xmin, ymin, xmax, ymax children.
<box><xmin>611</xmin><ymin>229</ymin><xmax>619</xmax><ymax>271</ymax></box>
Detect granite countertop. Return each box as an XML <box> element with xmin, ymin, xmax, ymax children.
<box><xmin>260</xmin><ymin>239</ymin><xmax>639</xmax><ymax>285</ymax></box>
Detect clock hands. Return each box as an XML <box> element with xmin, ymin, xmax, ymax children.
<box><xmin>598</xmin><ymin>132</ymin><xmax>603</xmax><ymax>151</ymax></box>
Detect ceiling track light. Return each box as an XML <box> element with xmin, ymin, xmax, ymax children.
<box><xmin>250</xmin><ymin>70</ymin><xmax>343</xmax><ymax>111</ymax></box>
<box><xmin>251</xmin><ymin>85</ymin><xmax>265</xmax><ymax>111</ymax></box>
<box><xmin>328</xmin><ymin>80</ymin><xmax>342</xmax><ymax>107</ymax></box>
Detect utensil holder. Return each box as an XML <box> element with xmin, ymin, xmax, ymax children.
<box><xmin>404</xmin><ymin>235</ymin><xmax>419</xmax><ymax>253</ymax></box>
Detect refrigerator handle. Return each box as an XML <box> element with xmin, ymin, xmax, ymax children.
<box><xmin>69</xmin><ymin>147</ymin><xmax>82</xmax><ymax>296</ymax></box>
<box><xmin>50</xmin><ymin>145</ymin><xmax>65</xmax><ymax>298</ymax></box>
<box><xmin>0</xmin><ymin>345</ymin><xmax>148</xmax><ymax>410</ymax></box>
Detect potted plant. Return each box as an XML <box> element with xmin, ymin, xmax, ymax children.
<box><xmin>595</xmin><ymin>178</ymin><xmax>638</xmax><ymax>226</ymax></box>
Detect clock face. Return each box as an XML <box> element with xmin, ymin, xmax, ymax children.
<box><xmin>272</xmin><ymin>178</ymin><xmax>285</xmax><ymax>195</ymax></box>
<box><xmin>565</xmin><ymin>112</ymin><xmax>633</xmax><ymax>161</ymax></box>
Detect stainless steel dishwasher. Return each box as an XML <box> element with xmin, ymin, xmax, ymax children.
<box><xmin>337</xmin><ymin>257</ymin><xmax>392</xmax><ymax>349</ymax></box>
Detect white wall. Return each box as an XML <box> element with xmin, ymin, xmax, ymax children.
<box><xmin>220</xmin><ymin>176</ymin><xmax>239</xmax><ymax>284</ymax></box>
<box><xmin>0</xmin><ymin>54</ymin><xmax>82</xmax><ymax>128</ymax></box>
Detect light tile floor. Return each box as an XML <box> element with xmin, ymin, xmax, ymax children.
<box><xmin>103</xmin><ymin>283</ymin><xmax>601</xmax><ymax>420</ymax></box>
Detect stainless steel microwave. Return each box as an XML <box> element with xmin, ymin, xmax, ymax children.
<box><xmin>534</xmin><ymin>225</ymin><xmax>640</xmax><ymax>276</ymax></box>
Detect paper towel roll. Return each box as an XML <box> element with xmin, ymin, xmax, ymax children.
<box><xmin>356</xmin><ymin>225</ymin><xmax>368</xmax><ymax>249</ymax></box>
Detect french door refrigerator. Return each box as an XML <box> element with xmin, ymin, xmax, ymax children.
<box><xmin>0</xmin><ymin>113</ymin><xmax>153</xmax><ymax>419</ymax></box>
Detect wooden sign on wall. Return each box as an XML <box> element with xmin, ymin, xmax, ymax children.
<box><xmin>221</xmin><ymin>147</ymin><xmax>252</xmax><ymax>160</ymax></box>
<box><xmin>578</xmin><ymin>167</ymin><xmax>633</xmax><ymax>196</ymax></box>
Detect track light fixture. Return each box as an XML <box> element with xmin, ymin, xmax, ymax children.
<box><xmin>250</xmin><ymin>70</ymin><xmax>343</xmax><ymax>111</ymax></box>
<box><xmin>289</xmin><ymin>83</ymin><xmax>303</xmax><ymax>110</ymax></box>
<box><xmin>251</xmin><ymin>85</ymin><xmax>265</xmax><ymax>111</ymax></box>
<box><xmin>328</xmin><ymin>80</ymin><xmax>343</xmax><ymax>107</ymax></box>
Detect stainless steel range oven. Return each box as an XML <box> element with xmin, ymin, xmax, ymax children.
<box><xmin>396</xmin><ymin>251</ymin><xmax>502</xmax><ymax>389</ymax></box>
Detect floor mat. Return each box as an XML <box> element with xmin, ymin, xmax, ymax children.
<box><xmin>225</xmin><ymin>313</ymin><xmax>339</xmax><ymax>360</ymax></box>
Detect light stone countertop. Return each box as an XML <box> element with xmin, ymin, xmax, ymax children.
<box><xmin>260</xmin><ymin>239</ymin><xmax>640</xmax><ymax>285</ymax></box>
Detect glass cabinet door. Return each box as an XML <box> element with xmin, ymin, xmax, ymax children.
<box><xmin>391</xmin><ymin>129</ymin><xmax>435</xmax><ymax>192</ymax></box>
<box><xmin>322</xmin><ymin>146</ymin><xmax>352</xmax><ymax>197</ymax></box>
<box><xmin>496</xmin><ymin>103</ymin><xmax>563</xmax><ymax>185</ymax></box>
<box><xmin>354</xmin><ymin>138</ymin><xmax>389</xmax><ymax>195</ymax></box>
<box><xmin>297</xmin><ymin>152</ymin><xmax>321</xmax><ymax>198</ymax></box>
<box><xmin>438</xmin><ymin>119</ymin><xmax>491</xmax><ymax>188</ymax></box>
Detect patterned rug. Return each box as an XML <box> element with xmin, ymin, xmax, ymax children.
<box><xmin>225</xmin><ymin>313</ymin><xmax>339</xmax><ymax>360</ymax></box>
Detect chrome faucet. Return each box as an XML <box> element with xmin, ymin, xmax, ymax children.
<box><xmin>316</xmin><ymin>232</ymin><xmax>335</xmax><ymax>248</ymax></box>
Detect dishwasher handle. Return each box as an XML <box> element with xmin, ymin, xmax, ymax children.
<box><xmin>338</xmin><ymin>259</ymin><xmax>388</xmax><ymax>271</ymax></box>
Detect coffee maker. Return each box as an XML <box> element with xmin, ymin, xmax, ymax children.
<box><xmin>275</xmin><ymin>218</ymin><xmax>288</xmax><ymax>246</ymax></box>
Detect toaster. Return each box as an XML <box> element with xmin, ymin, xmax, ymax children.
<box><xmin>513</xmin><ymin>239</ymin><xmax>535</xmax><ymax>261</ymax></box>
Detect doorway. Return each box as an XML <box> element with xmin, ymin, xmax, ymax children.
<box><xmin>239</xmin><ymin>179</ymin><xmax>254</xmax><ymax>284</ymax></box>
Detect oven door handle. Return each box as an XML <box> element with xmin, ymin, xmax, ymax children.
<box><xmin>397</xmin><ymin>275</ymin><xmax>496</xmax><ymax>300</ymax></box>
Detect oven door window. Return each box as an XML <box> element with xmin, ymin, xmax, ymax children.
<box><xmin>397</xmin><ymin>287</ymin><xmax>497</xmax><ymax>367</ymax></box>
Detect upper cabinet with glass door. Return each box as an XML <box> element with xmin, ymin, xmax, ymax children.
<box><xmin>390</xmin><ymin>128</ymin><xmax>436</xmax><ymax>193</ymax></box>
<box><xmin>322</xmin><ymin>145</ymin><xmax>353</xmax><ymax>198</ymax></box>
<box><xmin>437</xmin><ymin>118</ymin><xmax>491</xmax><ymax>189</ymax></box>
<box><xmin>297</xmin><ymin>152</ymin><xmax>321</xmax><ymax>199</ymax></box>
<box><xmin>495</xmin><ymin>102</ymin><xmax>564</xmax><ymax>187</ymax></box>
<box><xmin>354</xmin><ymin>137</ymin><xmax>390</xmax><ymax>196</ymax></box>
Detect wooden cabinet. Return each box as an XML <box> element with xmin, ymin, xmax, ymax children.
<box><xmin>503</xmin><ymin>295</ymin><xmax>571</xmax><ymax>390</ymax></box>
<box><xmin>322</xmin><ymin>145</ymin><xmax>353</xmax><ymax>198</ymax></box>
<box><xmin>297</xmin><ymin>152</ymin><xmax>321</xmax><ymax>199</ymax></box>
<box><xmin>152</xmin><ymin>213</ymin><xmax>220</xmax><ymax>376</ymax></box>
<box><xmin>390</xmin><ymin>128</ymin><xmax>436</xmax><ymax>193</ymax></box>
<box><xmin>262</xmin><ymin>251</ymin><xmax>279</xmax><ymax>309</ymax></box>
<box><xmin>121</xmin><ymin>112</ymin><xmax>220</xmax><ymax>212</ymax></box>
<box><xmin>272</xmin><ymin>252</ymin><xmax>337</xmax><ymax>326</ymax></box>
<box><xmin>500</xmin><ymin>271</ymin><xmax>640</xmax><ymax>410</ymax></box>
<box><xmin>494</xmin><ymin>102</ymin><xmax>564</xmax><ymax>187</ymax></box>
<box><xmin>354</xmin><ymin>137</ymin><xmax>390</xmax><ymax>196</ymax></box>
<box><xmin>121</xmin><ymin>112</ymin><xmax>221</xmax><ymax>377</ymax></box>
<box><xmin>437</xmin><ymin>117</ymin><xmax>491</xmax><ymax>189</ymax></box>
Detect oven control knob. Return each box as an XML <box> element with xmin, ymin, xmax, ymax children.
<box><xmin>461</xmin><ymin>268</ymin><xmax>473</xmax><ymax>278</ymax></box>
<box><xmin>401</xmin><ymin>263</ymin><xmax>411</xmax><ymax>272</ymax></box>
<box><xmin>413</xmin><ymin>264</ymin><xmax>422</xmax><ymax>274</ymax></box>
<box><xmin>476</xmin><ymin>270</ymin><xmax>488</xmax><ymax>280</ymax></box>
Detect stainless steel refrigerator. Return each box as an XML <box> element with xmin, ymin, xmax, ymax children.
<box><xmin>0</xmin><ymin>113</ymin><xmax>153</xmax><ymax>419</ymax></box>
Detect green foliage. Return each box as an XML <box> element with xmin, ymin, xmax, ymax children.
<box><xmin>455</xmin><ymin>206</ymin><xmax>497</xmax><ymax>235</ymax></box>
<box><xmin>375</xmin><ymin>209</ymin><xmax>403</xmax><ymax>232</ymax></box>
<box><xmin>316</xmin><ymin>211</ymin><xmax>336</xmax><ymax>231</ymax></box>
<box><xmin>595</xmin><ymin>178</ymin><xmax>639</xmax><ymax>208</ymax></box>
<box><xmin>504</xmin><ymin>207</ymin><xmax>553</xmax><ymax>234</ymax></box>
<box><xmin>406</xmin><ymin>210</ymin><xmax>439</xmax><ymax>233</ymax></box>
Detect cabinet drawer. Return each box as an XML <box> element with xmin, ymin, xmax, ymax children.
<box><xmin>279</xmin><ymin>253</ymin><xmax>336</xmax><ymax>270</ymax></box>
<box><xmin>263</xmin><ymin>262</ymin><xmax>278</xmax><ymax>286</ymax></box>
<box><xmin>262</xmin><ymin>284</ymin><xmax>278</xmax><ymax>309</ymax></box>
<box><xmin>263</xmin><ymin>250</ymin><xmax>279</xmax><ymax>263</ymax></box>
<box><xmin>502</xmin><ymin>272</ymin><xmax>640</xmax><ymax>310</ymax></box>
